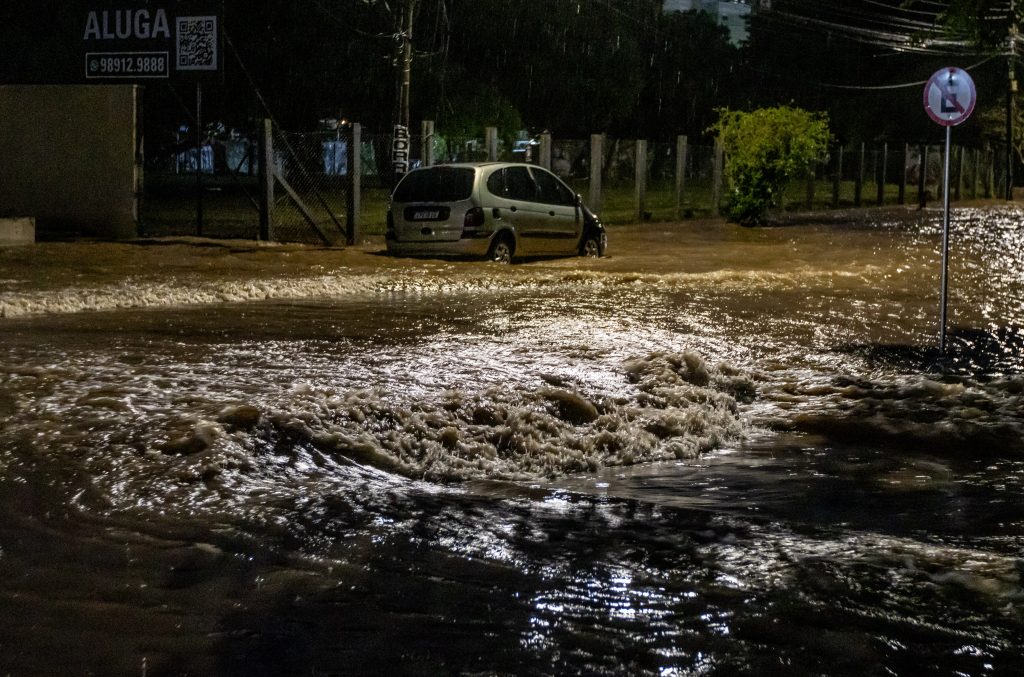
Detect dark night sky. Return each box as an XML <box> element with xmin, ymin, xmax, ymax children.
<box><xmin>0</xmin><ymin>0</ymin><xmax>1014</xmax><ymax>145</ymax></box>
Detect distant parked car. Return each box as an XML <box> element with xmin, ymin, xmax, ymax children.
<box><xmin>385</xmin><ymin>162</ymin><xmax>607</xmax><ymax>263</ymax></box>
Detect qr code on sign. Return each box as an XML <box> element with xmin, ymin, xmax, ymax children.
<box><xmin>176</xmin><ymin>16</ymin><xmax>218</xmax><ymax>71</ymax></box>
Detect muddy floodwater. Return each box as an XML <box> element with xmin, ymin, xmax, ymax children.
<box><xmin>1</xmin><ymin>206</ymin><xmax>1023</xmax><ymax>675</ymax></box>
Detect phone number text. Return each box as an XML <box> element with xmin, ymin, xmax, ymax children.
<box><xmin>86</xmin><ymin>52</ymin><xmax>169</xmax><ymax>79</ymax></box>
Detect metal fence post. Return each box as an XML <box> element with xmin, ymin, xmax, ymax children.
<box><xmin>346</xmin><ymin>122</ymin><xmax>361</xmax><ymax>246</ymax></box>
<box><xmin>421</xmin><ymin>120</ymin><xmax>434</xmax><ymax>167</ymax></box>
<box><xmin>675</xmin><ymin>135</ymin><xmax>688</xmax><ymax>220</ymax></box>
<box><xmin>258</xmin><ymin>118</ymin><xmax>274</xmax><ymax>241</ymax></box>
<box><xmin>195</xmin><ymin>82</ymin><xmax>204</xmax><ymax>237</ymax></box>
<box><xmin>589</xmin><ymin>134</ymin><xmax>603</xmax><ymax>215</ymax></box>
<box><xmin>635</xmin><ymin>140</ymin><xmax>648</xmax><ymax>222</ymax></box>
<box><xmin>486</xmin><ymin>127</ymin><xmax>498</xmax><ymax>161</ymax></box>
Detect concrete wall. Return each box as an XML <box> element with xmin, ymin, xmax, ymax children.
<box><xmin>0</xmin><ymin>85</ymin><xmax>138</xmax><ymax>238</ymax></box>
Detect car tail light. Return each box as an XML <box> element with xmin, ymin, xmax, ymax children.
<box><xmin>462</xmin><ymin>207</ymin><xmax>485</xmax><ymax>235</ymax></box>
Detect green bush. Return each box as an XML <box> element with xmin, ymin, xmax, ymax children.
<box><xmin>710</xmin><ymin>107</ymin><xmax>831</xmax><ymax>226</ymax></box>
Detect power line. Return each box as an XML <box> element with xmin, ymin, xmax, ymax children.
<box><xmin>796</xmin><ymin>55</ymin><xmax>999</xmax><ymax>91</ymax></box>
<box><xmin>758</xmin><ymin>8</ymin><xmax>985</xmax><ymax>55</ymax></box>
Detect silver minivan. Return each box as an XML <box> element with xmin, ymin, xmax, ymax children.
<box><xmin>385</xmin><ymin>162</ymin><xmax>607</xmax><ymax>263</ymax></box>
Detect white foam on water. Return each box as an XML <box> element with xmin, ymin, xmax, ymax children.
<box><xmin>758</xmin><ymin>372</ymin><xmax>1024</xmax><ymax>453</ymax></box>
<box><xmin>0</xmin><ymin>267</ymin><xmax>849</xmax><ymax>319</ymax></box>
<box><xmin>88</xmin><ymin>350</ymin><xmax>751</xmax><ymax>496</ymax></box>
<box><xmin>221</xmin><ymin>350</ymin><xmax>755</xmax><ymax>483</ymax></box>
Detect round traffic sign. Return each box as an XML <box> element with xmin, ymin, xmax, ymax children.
<box><xmin>924</xmin><ymin>67</ymin><xmax>976</xmax><ymax>127</ymax></box>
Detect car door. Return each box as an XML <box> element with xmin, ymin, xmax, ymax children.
<box><xmin>529</xmin><ymin>166</ymin><xmax>581</xmax><ymax>254</ymax></box>
<box><xmin>484</xmin><ymin>166</ymin><xmax>546</xmax><ymax>256</ymax></box>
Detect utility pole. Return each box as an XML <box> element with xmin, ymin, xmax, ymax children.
<box><xmin>399</xmin><ymin>0</ymin><xmax>416</xmax><ymax>133</ymax></box>
<box><xmin>391</xmin><ymin>0</ymin><xmax>417</xmax><ymax>180</ymax></box>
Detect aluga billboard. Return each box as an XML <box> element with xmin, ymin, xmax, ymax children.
<box><xmin>0</xmin><ymin>2</ymin><xmax>223</xmax><ymax>84</ymax></box>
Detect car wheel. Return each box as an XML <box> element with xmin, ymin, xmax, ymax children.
<box><xmin>581</xmin><ymin>231</ymin><xmax>603</xmax><ymax>257</ymax></box>
<box><xmin>487</xmin><ymin>233</ymin><xmax>514</xmax><ymax>263</ymax></box>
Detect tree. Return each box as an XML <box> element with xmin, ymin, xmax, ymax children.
<box><xmin>979</xmin><ymin>94</ymin><xmax>1024</xmax><ymax>159</ymax></box>
<box><xmin>918</xmin><ymin>0</ymin><xmax>1022</xmax><ymax>47</ymax></box>
<box><xmin>639</xmin><ymin>10</ymin><xmax>740</xmax><ymax>140</ymax></box>
<box><xmin>710</xmin><ymin>106</ymin><xmax>831</xmax><ymax>226</ymax></box>
<box><xmin>438</xmin><ymin>85</ymin><xmax>524</xmax><ymax>145</ymax></box>
<box><xmin>906</xmin><ymin>0</ymin><xmax>1019</xmax><ymax>195</ymax></box>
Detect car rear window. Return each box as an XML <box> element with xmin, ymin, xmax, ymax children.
<box><xmin>393</xmin><ymin>167</ymin><xmax>475</xmax><ymax>202</ymax></box>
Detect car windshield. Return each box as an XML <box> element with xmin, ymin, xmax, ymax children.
<box><xmin>393</xmin><ymin>167</ymin><xmax>475</xmax><ymax>202</ymax></box>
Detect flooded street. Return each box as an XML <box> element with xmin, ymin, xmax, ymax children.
<box><xmin>2</xmin><ymin>206</ymin><xmax>1023</xmax><ymax>675</ymax></box>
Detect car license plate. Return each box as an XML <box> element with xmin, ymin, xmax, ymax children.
<box><xmin>414</xmin><ymin>210</ymin><xmax>440</xmax><ymax>220</ymax></box>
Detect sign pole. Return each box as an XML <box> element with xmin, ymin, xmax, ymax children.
<box><xmin>940</xmin><ymin>124</ymin><xmax>952</xmax><ymax>354</ymax></box>
<box><xmin>923</xmin><ymin>66</ymin><xmax>977</xmax><ymax>357</ymax></box>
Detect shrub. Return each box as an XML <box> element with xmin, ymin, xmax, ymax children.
<box><xmin>710</xmin><ymin>107</ymin><xmax>831</xmax><ymax>226</ymax></box>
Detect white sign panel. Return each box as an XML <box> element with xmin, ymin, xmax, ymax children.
<box><xmin>392</xmin><ymin>125</ymin><xmax>410</xmax><ymax>175</ymax></box>
<box><xmin>924</xmin><ymin>67</ymin><xmax>976</xmax><ymax>127</ymax></box>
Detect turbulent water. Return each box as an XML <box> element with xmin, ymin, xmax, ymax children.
<box><xmin>1</xmin><ymin>206</ymin><xmax>1023</xmax><ymax>675</ymax></box>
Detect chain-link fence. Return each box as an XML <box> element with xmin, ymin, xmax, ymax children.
<box><xmin>140</xmin><ymin>131</ymin><xmax>263</xmax><ymax>240</ymax></box>
<box><xmin>141</xmin><ymin>124</ymin><xmax>1008</xmax><ymax>242</ymax></box>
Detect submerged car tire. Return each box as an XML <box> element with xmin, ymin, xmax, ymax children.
<box><xmin>580</xmin><ymin>231</ymin><xmax>605</xmax><ymax>257</ymax></box>
<box><xmin>487</xmin><ymin>233</ymin><xmax>515</xmax><ymax>263</ymax></box>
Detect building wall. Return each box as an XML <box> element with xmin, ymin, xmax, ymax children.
<box><xmin>663</xmin><ymin>0</ymin><xmax>754</xmax><ymax>46</ymax></box>
<box><xmin>716</xmin><ymin>2</ymin><xmax>752</xmax><ymax>45</ymax></box>
<box><xmin>663</xmin><ymin>0</ymin><xmax>700</xmax><ymax>10</ymax></box>
<box><xmin>0</xmin><ymin>85</ymin><xmax>138</xmax><ymax>238</ymax></box>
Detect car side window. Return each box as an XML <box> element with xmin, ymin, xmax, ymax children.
<box><xmin>505</xmin><ymin>166</ymin><xmax>537</xmax><ymax>202</ymax></box>
<box><xmin>531</xmin><ymin>168</ymin><xmax>575</xmax><ymax>206</ymax></box>
<box><xmin>486</xmin><ymin>169</ymin><xmax>506</xmax><ymax>197</ymax></box>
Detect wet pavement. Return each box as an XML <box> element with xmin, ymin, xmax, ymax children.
<box><xmin>1</xmin><ymin>205</ymin><xmax>1023</xmax><ymax>675</ymax></box>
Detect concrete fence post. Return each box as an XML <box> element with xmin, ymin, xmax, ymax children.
<box><xmin>346</xmin><ymin>122</ymin><xmax>361</xmax><ymax>246</ymax></box>
<box><xmin>832</xmin><ymin>146</ymin><xmax>843</xmax><ymax>208</ymax></box>
<box><xmin>712</xmin><ymin>140</ymin><xmax>724</xmax><ymax>217</ymax></box>
<box><xmin>898</xmin><ymin>143</ymin><xmax>908</xmax><ymax>205</ymax></box>
<box><xmin>675</xmin><ymin>135</ymin><xmax>688</xmax><ymax>220</ymax></box>
<box><xmin>258</xmin><ymin>118</ymin><xmax>274</xmax><ymax>241</ymax></box>
<box><xmin>486</xmin><ymin>127</ymin><xmax>498</xmax><ymax>162</ymax></box>
<box><xmin>421</xmin><ymin>120</ymin><xmax>434</xmax><ymax>167</ymax></box>
<box><xmin>589</xmin><ymin>134</ymin><xmax>603</xmax><ymax>215</ymax></box>
<box><xmin>854</xmin><ymin>142</ymin><xmax>865</xmax><ymax>207</ymax></box>
<box><xmin>539</xmin><ymin>133</ymin><xmax>552</xmax><ymax>170</ymax></box>
<box><xmin>877</xmin><ymin>143</ymin><xmax>887</xmax><ymax>206</ymax></box>
<box><xmin>806</xmin><ymin>162</ymin><xmax>815</xmax><ymax>210</ymax></box>
<box><xmin>987</xmin><ymin>145</ymin><xmax>995</xmax><ymax>197</ymax></box>
<box><xmin>919</xmin><ymin>144</ymin><xmax>928</xmax><ymax>208</ymax></box>
<box><xmin>956</xmin><ymin>145</ymin><xmax>964</xmax><ymax>202</ymax></box>
<box><xmin>973</xmin><ymin>147</ymin><xmax>980</xmax><ymax>199</ymax></box>
<box><xmin>635</xmin><ymin>140</ymin><xmax>648</xmax><ymax>222</ymax></box>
